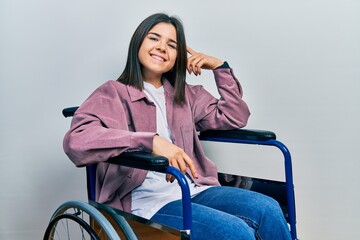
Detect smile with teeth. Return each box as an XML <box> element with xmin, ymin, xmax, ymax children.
<box><xmin>151</xmin><ymin>54</ymin><xmax>166</xmax><ymax>62</ymax></box>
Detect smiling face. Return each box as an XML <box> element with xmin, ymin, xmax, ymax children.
<box><xmin>138</xmin><ymin>22</ymin><xmax>178</xmax><ymax>86</ymax></box>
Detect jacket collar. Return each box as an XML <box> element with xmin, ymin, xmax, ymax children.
<box><xmin>127</xmin><ymin>85</ymin><xmax>147</xmax><ymax>102</ymax></box>
<box><xmin>126</xmin><ymin>78</ymin><xmax>175</xmax><ymax>102</ymax></box>
<box><xmin>163</xmin><ymin>78</ymin><xmax>175</xmax><ymax>98</ymax></box>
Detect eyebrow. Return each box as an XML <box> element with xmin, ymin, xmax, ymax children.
<box><xmin>148</xmin><ymin>32</ymin><xmax>177</xmax><ymax>45</ymax></box>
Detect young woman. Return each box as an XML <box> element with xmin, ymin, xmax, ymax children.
<box><xmin>63</xmin><ymin>13</ymin><xmax>291</xmax><ymax>240</ymax></box>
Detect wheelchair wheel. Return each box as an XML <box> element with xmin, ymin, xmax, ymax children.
<box><xmin>93</xmin><ymin>201</ymin><xmax>138</xmax><ymax>240</ymax></box>
<box><xmin>43</xmin><ymin>200</ymin><xmax>121</xmax><ymax>240</ymax></box>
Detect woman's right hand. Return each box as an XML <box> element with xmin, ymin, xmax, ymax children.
<box><xmin>152</xmin><ymin>135</ymin><xmax>198</xmax><ymax>182</ymax></box>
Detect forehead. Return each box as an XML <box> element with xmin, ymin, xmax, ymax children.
<box><xmin>148</xmin><ymin>22</ymin><xmax>177</xmax><ymax>39</ymax></box>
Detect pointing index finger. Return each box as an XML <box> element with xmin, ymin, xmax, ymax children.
<box><xmin>187</xmin><ymin>47</ymin><xmax>196</xmax><ymax>56</ymax></box>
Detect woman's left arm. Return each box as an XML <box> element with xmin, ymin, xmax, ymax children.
<box><xmin>186</xmin><ymin>47</ymin><xmax>250</xmax><ymax>131</ymax></box>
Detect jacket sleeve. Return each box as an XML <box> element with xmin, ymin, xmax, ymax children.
<box><xmin>188</xmin><ymin>67</ymin><xmax>251</xmax><ymax>131</ymax></box>
<box><xmin>63</xmin><ymin>81</ymin><xmax>156</xmax><ymax>167</ymax></box>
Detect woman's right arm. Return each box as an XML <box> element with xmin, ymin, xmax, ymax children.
<box><xmin>63</xmin><ymin>81</ymin><xmax>156</xmax><ymax>167</ymax></box>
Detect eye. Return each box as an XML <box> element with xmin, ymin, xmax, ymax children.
<box><xmin>149</xmin><ymin>37</ymin><xmax>158</xmax><ymax>41</ymax></box>
<box><xmin>168</xmin><ymin>44</ymin><xmax>177</xmax><ymax>49</ymax></box>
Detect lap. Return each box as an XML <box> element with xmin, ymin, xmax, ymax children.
<box><xmin>151</xmin><ymin>186</ymin><xmax>290</xmax><ymax>240</ymax></box>
<box><xmin>151</xmin><ymin>199</ymin><xmax>255</xmax><ymax>240</ymax></box>
<box><xmin>192</xmin><ymin>186</ymin><xmax>283</xmax><ymax>222</ymax></box>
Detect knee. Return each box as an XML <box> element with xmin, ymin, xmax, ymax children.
<box><xmin>261</xmin><ymin>195</ymin><xmax>284</xmax><ymax>219</ymax></box>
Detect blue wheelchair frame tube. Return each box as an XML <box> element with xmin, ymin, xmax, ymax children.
<box><xmin>199</xmin><ymin>137</ymin><xmax>298</xmax><ymax>240</ymax></box>
<box><xmin>162</xmin><ymin>166</ymin><xmax>193</xmax><ymax>234</ymax></box>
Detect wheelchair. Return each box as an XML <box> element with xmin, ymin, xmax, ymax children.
<box><xmin>43</xmin><ymin>106</ymin><xmax>298</xmax><ymax>240</ymax></box>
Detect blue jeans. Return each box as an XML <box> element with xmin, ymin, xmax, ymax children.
<box><xmin>151</xmin><ymin>186</ymin><xmax>291</xmax><ymax>240</ymax></box>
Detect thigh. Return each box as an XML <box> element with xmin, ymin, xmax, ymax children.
<box><xmin>192</xmin><ymin>186</ymin><xmax>291</xmax><ymax>240</ymax></box>
<box><xmin>151</xmin><ymin>200</ymin><xmax>255</xmax><ymax>240</ymax></box>
<box><xmin>192</xmin><ymin>186</ymin><xmax>281</xmax><ymax>224</ymax></box>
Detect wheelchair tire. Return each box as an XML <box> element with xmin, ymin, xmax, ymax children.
<box><xmin>43</xmin><ymin>200</ymin><xmax>121</xmax><ymax>240</ymax></box>
<box><xmin>44</xmin><ymin>213</ymin><xmax>100</xmax><ymax>240</ymax></box>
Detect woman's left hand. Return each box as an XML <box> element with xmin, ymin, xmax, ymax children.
<box><xmin>187</xmin><ymin>47</ymin><xmax>223</xmax><ymax>76</ymax></box>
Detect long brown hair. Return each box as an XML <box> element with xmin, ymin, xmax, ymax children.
<box><xmin>117</xmin><ymin>13</ymin><xmax>187</xmax><ymax>104</ymax></box>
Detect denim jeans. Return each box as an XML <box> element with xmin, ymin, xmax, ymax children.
<box><xmin>151</xmin><ymin>186</ymin><xmax>291</xmax><ymax>240</ymax></box>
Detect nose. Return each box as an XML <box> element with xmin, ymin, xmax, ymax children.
<box><xmin>157</xmin><ymin>41</ymin><xmax>166</xmax><ymax>52</ymax></box>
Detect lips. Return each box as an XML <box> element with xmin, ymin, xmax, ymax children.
<box><xmin>150</xmin><ymin>54</ymin><xmax>166</xmax><ymax>62</ymax></box>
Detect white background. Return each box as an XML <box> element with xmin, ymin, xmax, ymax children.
<box><xmin>1</xmin><ymin>0</ymin><xmax>359</xmax><ymax>239</ymax></box>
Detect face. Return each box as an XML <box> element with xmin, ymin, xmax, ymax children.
<box><xmin>138</xmin><ymin>22</ymin><xmax>178</xmax><ymax>81</ymax></box>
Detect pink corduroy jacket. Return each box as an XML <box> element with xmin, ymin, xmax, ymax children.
<box><xmin>63</xmin><ymin>67</ymin><xmax>250</xmax><ymax>213</ymax></box>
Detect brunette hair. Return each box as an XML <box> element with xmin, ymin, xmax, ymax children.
<box><xmin>117</xmin><ymin>13</ymin><xmax>187</xmax><ymax>104</ymax></box>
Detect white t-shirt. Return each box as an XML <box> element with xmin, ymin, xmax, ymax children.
<box><xmin>131</xmin><ymin>81</ymin><xmax>211</xmax><ymax>219</ymax></box>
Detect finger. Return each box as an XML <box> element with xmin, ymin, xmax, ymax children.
<box><xmin>187</xmin><ymin>50</ymin><xmax>204</xmax><ymax>74</ymax></box>
<box><xmin>196</xmin><ymin>57</ymin><xmax>207</xmax><ymax>69</ymax></box>
<box><xmin>165</xmin><ymin>173</ymin><xmax>175</xmax><ymax>183</ymax></box>
<box><xmin>188</xmin><ymin>56</ymin><xmax>204</xmax><ymax>75</ymax></box>
<box><xmin>194</xmin><ymin>58</ymin><xmax>209</xmax><ymax>75</ymax></box>
<box><xmin>187</xmin><ymin>66</ymin><xmax>192</xmax><ymax>75</ymax></box>
<box><xmin>193</xmin><ymin>66</ymin><xmax>201</xmax><ymax>76</ymax></box>
<box><xmin>170</xmin><ymin>158</ymin><xmax>186</xmax><ymax>182</ymax></box>
<box><xmin>170</xmin><ymin>174</ymin><xmax>175</xmax><ymax>183</ymax></box>
<box><xmin>167</xmin><ymin>157</ymin><xmax>179</xmax><ymax>182</ymax></box>
<box><xmin>197</xmin><ymin>67</ymin><xmax>201</xmax><ymax>76</ymax></box>
<box><xmin>166</xmin><ymin>173</ymin><xmax>171</xmax><ymax>182</ymax></box>
<box><xmin>187</xmin><ymin>55</ymin><xmax>195</xmax><ymax>72</ymax></box>
<box><xmin>187</xmin><ymin>57</ymin><xmax>195</xmax><ymax>74</ymax></box>
<box><xmin>194</xmin><ymin>57</ymin><xmax>206</xmax><ymax>75</ymax></box>
<box><xmin>171</xmin><ymin>158</ymin><xmax>184</xmax><ymax>173</ymax></box>
<box><xmin>183</xmin><ymin>155</ymin><xmax>198</xmax><ymax>179</ymax></box>
<box><xmin>187</xmin><ymin>46</ymin><xmax>197</xmax><ymax>55</ymax></box>
<box><xmin>193</xmin><ymin>64</ymin><xmax>202</xmax><ymax>76</ymax></box>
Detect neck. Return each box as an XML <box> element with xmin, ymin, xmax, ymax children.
<box><xmin>142</xmin><ymin>73</ymin><xmax>163</xmax><ymax>88</ymax></box>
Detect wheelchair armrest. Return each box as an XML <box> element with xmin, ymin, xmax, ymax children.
<box><xmin>199</xmin><ymin>129</ymin><xmax>276</xmax><ymax>141</ymax></box>
<box><xmin>85</xmin><ymin>152</ymin><xmax>168</xmax><ymax>202</ymax></box>
<box><xmin>107</xmin><ymin>152</ymin><xmax>169</xmax><ymax>172</ymax></box>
